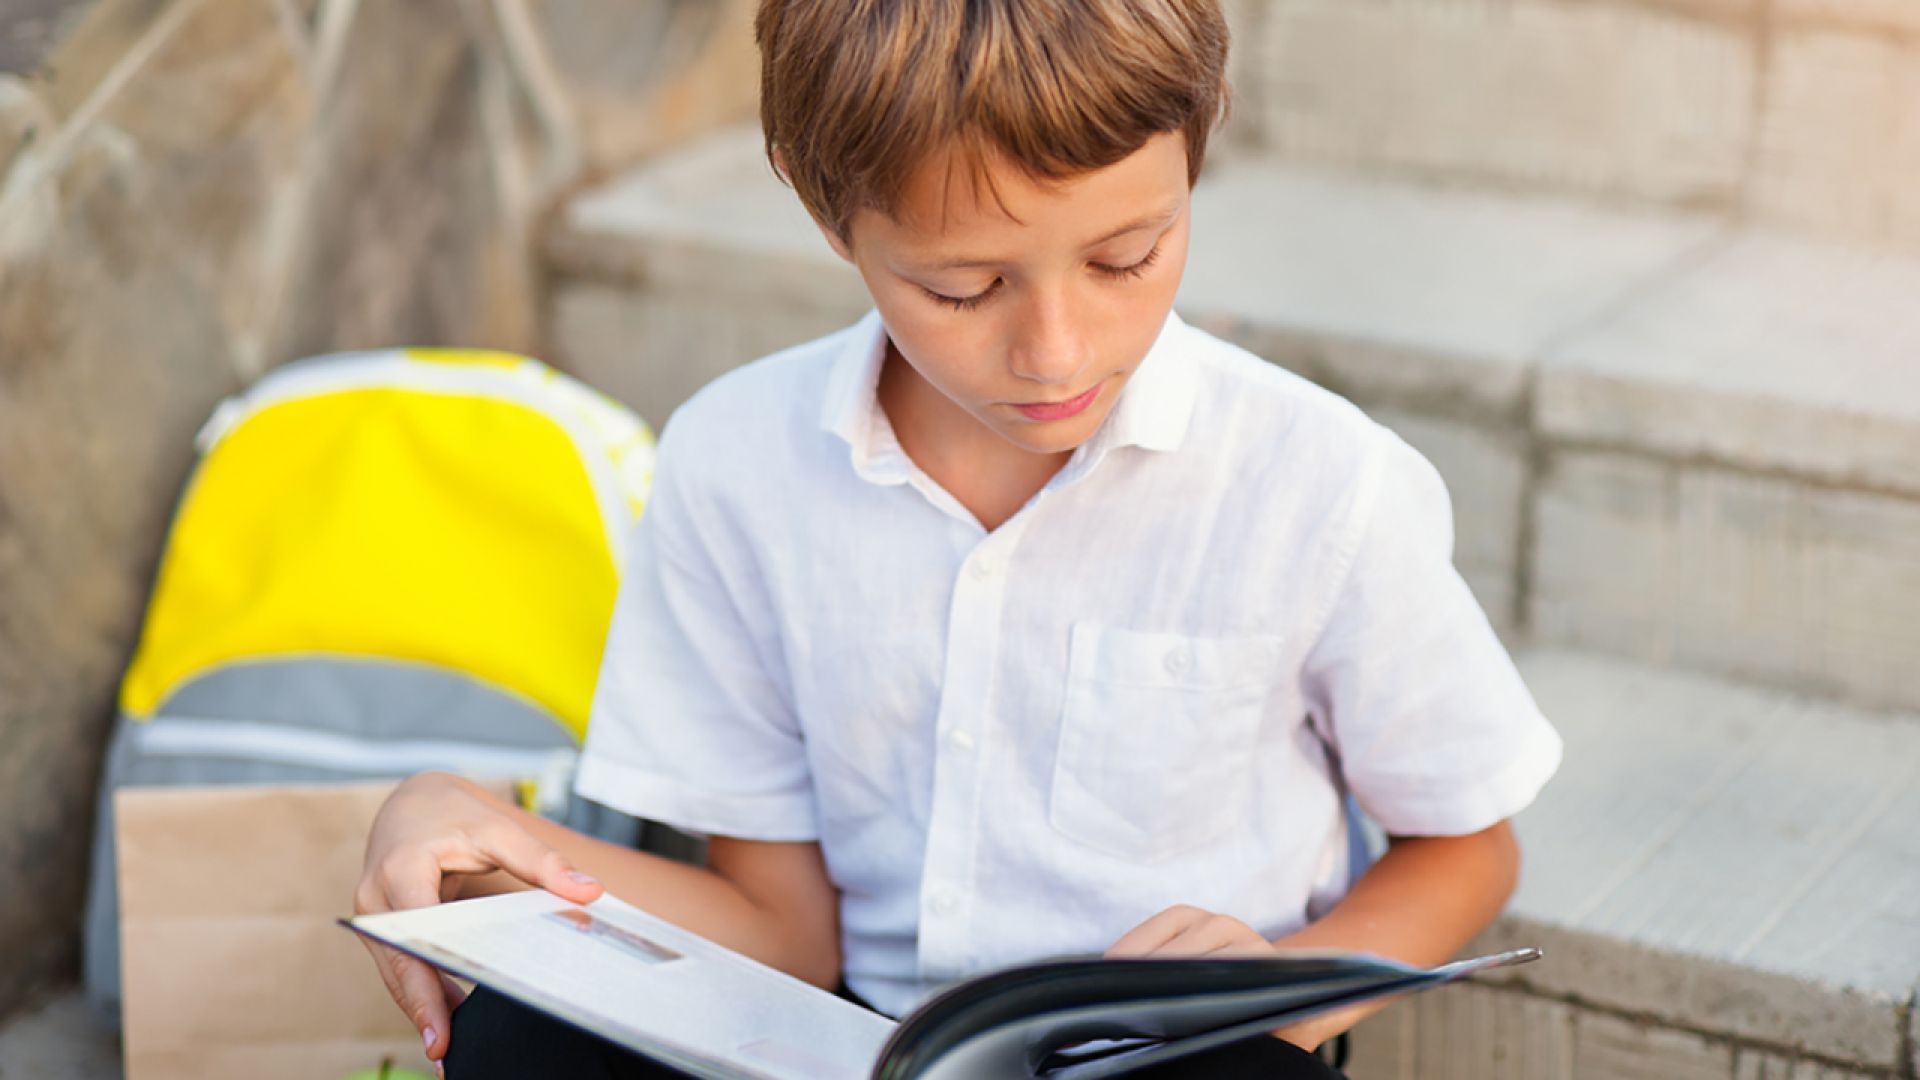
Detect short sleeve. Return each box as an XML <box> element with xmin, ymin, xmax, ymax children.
<box><xmin>1303</xmin><ymin>430</ymin><xmax>1562</xmax><ymax>837</ymax></box>
<box><xmin>573</xmin><ymin>428</ymin><xmax>818</xmax><ymax>841</ymax></box>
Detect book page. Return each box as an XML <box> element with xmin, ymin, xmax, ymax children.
<box><xmin>351</xmin><ymin>891</ymin><xmax>896</xmax><ymax>1080</ymax></box>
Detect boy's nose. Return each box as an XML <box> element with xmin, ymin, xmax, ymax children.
<box><xmin>1007</xmin><ymin>293</ymin><xmax>1089</xmax><ymax>386</ymax></box>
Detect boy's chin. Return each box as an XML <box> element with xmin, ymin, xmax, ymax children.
<box><xmin>994</xmin><ymin>411</ymin><xmax>1109</xmax><ymax>457</ymax></box>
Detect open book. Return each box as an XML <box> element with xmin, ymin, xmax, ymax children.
<box><xmin>344</xmin><ymin>891</ymin><xmax>1539</xmax><ymax>1079</ymax></box>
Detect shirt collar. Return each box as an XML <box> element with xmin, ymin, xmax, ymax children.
<box><xmin>819</xmin><ymin>309</ymin><xmax>1199</xmax><ymax>485</ymax></box>
<box><xmin>1084</xmin><ymin>309</ymin><xmax>1198</xmax><ymax>456</ymax></box>
<box><xmin>818</xmin><ymin>311</ymin><xmax>914</xmax><ymax>485</ymax></box>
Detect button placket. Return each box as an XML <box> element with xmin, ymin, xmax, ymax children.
<box><xmin>918</xmin><ymin>521</ymin><xmax>1032</xmax><ymax>981</ymax></box>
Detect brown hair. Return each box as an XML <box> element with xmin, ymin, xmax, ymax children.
<box><xmin>756</xmin><ymin>0</ymin><xmax>1230</xmax><ymax>241</ymax></box>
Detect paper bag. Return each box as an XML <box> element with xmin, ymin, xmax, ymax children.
<box><xmin>117</xmin><ymin>780</ymin><xmax>508</xmax><ymax>1080</ymax></box>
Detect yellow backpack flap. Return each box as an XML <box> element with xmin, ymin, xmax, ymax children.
<box><xmin>120</xmin><ymin>347</ymin><xmax>652</xmax><ymax>745</ymax></box>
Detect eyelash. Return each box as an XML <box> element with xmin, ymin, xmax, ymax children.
<box><xmin>1092</xmin><ymin>242</ymin><xmax>1163</xmax><ymax>282</ymax></box>
<box><xmin>924</xmin><ymin>243</ymin><xmax>1164</xmax><ymax>312</ymax></box>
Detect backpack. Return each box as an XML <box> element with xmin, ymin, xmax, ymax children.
<box><xmin>83</xmin><ymin>347</ymin><xmax>663</xmax><ymax>1016</ymax></box>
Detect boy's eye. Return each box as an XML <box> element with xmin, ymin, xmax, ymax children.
<box><xmin>925</xmin><ymin>278</ymin><xmax>1003</xmax><ymax>312</ymax></box>
<box><xmin>1091</xmin><ymin>243</ymin><xmax>1163</xmax><ymax>282</ymax></box>
<box><xmin>920</xmin><ymin>244</ymin><xmax>1161</xmax><ymax>312</ymax></box>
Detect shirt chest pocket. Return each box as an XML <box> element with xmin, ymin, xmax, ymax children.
<box><xmin>1049</xmin><ymin>622</ymin><xmax>1283</xmax><ymax>864</ymax></box>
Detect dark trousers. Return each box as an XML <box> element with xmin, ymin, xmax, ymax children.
<box><xmin>445</xmin><ymin>985</ymin><xmax>1347</xmax><ymax>1079</ymax></box>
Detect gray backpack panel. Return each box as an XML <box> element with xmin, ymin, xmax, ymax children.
<box><xmin>81</xmin><ymin>658</ymin><xmax>677</xmax><ymax>1021</ymax></box>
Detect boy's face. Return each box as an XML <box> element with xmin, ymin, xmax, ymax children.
<box><xmin>825</xmin><ymin>132</ymin><xmax>1192</xmax><ymax>458</ymax></box>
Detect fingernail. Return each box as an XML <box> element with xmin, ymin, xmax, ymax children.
<box><xmin>423</xmin><ymin>1026</ymin><xmax>438</xmax><ymax>1051</ymax></box>
<box><xmin>566</xmin><ymin>869</ymin><xmax>599</xmax><ymax>887</ymax></box>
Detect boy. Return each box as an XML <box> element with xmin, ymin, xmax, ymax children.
<box><xmin>356</xmin><ymin>1</ymin><xmax>1562</xmax><ymax>1076</ymax></box>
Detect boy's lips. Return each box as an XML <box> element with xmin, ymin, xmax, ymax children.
<box><xmin>1012</xmin><ymin>383</ymin><xmax>1100</xmax><ymax>422</ymax></box>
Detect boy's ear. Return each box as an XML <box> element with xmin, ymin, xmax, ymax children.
<box><xmin>772</xmin><ymin>145</ymin><xmax>856</xmax><ymax>264</ymax></box>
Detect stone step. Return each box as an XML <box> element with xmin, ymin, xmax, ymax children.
<box><xmin>0</xmin><ymin>987</ymin><xmax>120</xmax><ymax>1080</ymax></box>
<box><xmin>1350</xmin><ymin>648</ymin><xmax>1920</xmax><ymax>1080</ymax></box>
<box><xmin>1218</xmin><ymin>0</ymin><xmax>1920</xmax><ymax>250</ymax></box>
<box><xmin>547</xmin><ymin>125</ymin><xmax>1920</xmax><ymax>715</ymax></box>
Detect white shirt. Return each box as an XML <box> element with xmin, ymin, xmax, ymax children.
<box><xmin>576</xmin><ymin>310</ymin><xmax>1563</xmax><ymax>1017</ymax></box>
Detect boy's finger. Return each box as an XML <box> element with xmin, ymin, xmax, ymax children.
<box><xmin>363</xmin><ymin>850</ymin><xmax>458</xmax><ymax>1050</ymax></box>
<box><xmin>361</xmin><ymin>934</ymin><xmax>452</xmax><ymax>1058</ymax></box>
<box><xmin>389</xmin><ymin>949</ymin><xmax>452</xmax><ymax>1061</ymax></box>
<box><xmin>470</xmin><ymin>823</ymin><xmax>604</xmax><ymax>903</ymax></box>
<box><xmin>1149</xmin><ymin>921</ymin><xmax>1239</xmax><ymax>957</ymax></box>
<box><xmin>440</xmin><ymin>973</ymin><xmax>472</xmax><ymax>1010</ymax></box>
<box><xmin>380</xmin><ymin>847</ymin><xmax>452</xmax><ymax>916</ymax></box>
<box><xmin>1179</xmin><ymin>916</ymin><xmax>1270</xmax><ymax>956</ymax></box>
<box><xmin>1104</xmin><ymin>905</ymin><xmax>1206</xmax><ymax>957</ymax></box>
<box><xmin>1204</xmin><ymin>939</ymin><xmax>1281</xmax><ymax>958</ymax></box>
<box><xmin>1154</xmin><ymin>929</ymin><xmax>1209</xmax><ymax>957</ymax></box>
<box><xmin>359</xmin><ymin>936</ymin><xmax>413</xmax><ymax>1021</ymax></box>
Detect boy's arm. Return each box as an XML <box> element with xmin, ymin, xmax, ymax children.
<box><xmin>450</xmin><ymin>778</ymin><xmax>842</xmax><ymax>986</ymax></box>
<box><xmin>357</xmin><ymin>771</ymin><xmax>841</xmax><ymax>1065</ymax></box>
<box><xmin>1264</xmin><ymin>819</ymin><xmax>1518</xmax><ymax>1048</ymax></box>
<box><xmin>1106</xmin><ymin>819</ymin><xmax>1519</xmax><ymax>1051</ymax></box>
<box><xmin>1270</xmin><ymin>819</ymin><xmax>1518</xmax><ymax>963</ymax></box>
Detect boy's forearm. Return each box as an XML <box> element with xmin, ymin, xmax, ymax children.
<box><xmin>1266</xmin><ymin>820</ymin><xmax>1520</xmax><ymax>1045</ymax></box>
<box><xmin>1273</xmin><ymin>819</ymin><xmax>1519</xmax><ymax>963</ymax></box>
<box><xmin>445</xmin><ymin>775</ymin><xmax>843</xmax><ymax>988</ymax></box>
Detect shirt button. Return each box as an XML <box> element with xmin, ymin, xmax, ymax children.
<box><xmin>930</xmin><ymin>890</ymin><xmax>958</xmax><ymax>915</ymax></box>
<box><xmin>1164</xmin><ymin>645</ymin><xmax>1194</xmax><ymax>676</ymax></box>
<box><xmin>946</xmin><ymin>728</ymin><xmax>976</xmax><ymax>753</ymax></box>
<box><xmin>968</xmin><ymin>556</ymin><xmax>996</xmax><ymax>581</ymax></box>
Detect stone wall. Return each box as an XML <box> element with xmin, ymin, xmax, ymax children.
<box><xmin>0</xmin><ymin>0</ymin><xmax>757</xmax><ymax>1022</ymax></box>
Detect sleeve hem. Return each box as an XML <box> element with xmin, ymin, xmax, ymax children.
<box><xmin>573</xmin><ymin>754</ymin><xmax>820</xmax><ymax>842</ymax></box>
<box><xmin>1359</xmin><ymin>722</ymin><xmax>1565</xmax><ymax>838</ymax></box>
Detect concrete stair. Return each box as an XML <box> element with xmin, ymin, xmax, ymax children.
<box><xmin>1424</xmin><ymin>651</ymin><xmax>1920</xmax><ymax>1080</ymax></box>
<box><xmin>545</xmin><ymin>124</ymin><xmax>1920</xmax><ymax>1078</ymax></box>
<box><xmin>0</xmin><ymin>989</ymin><xmax>120</xmax><ymax>1080</ymax></box>
<box><xmin>9</xmin><ymin>0</ymin><xmax>1911</xmax><ymax>1076</ymax></box>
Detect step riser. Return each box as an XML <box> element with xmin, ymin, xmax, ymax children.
<box><xmin>1533</xmin><ymin>450</ymin><xmax>1920</xmax><ymax>715</ymax></box>
<box><xmin>1371</xmin><ymin>408</ymin><xmax>1527</xmax><ymax>640</ymax></box>
<box><xmin>1347</xmin><ymin>985</ymin><xmax>1897</xmax><ymax>1080</ymax></box>
<box><xmin>1224</xmin><ymin>0</ymin><xmax>1920</xmax><ymax>249</ymax></box>
<box><xmin>1454</xmin><ymin>918</ymin><xmax>1910</xmax><ymax>1076</ymax></box>
<box><xmin>1348</xmin><ymin>932</ymin><xmax>1907</xmax><ymax>1079</ymax></box>
<box><xmin>1234</xmin><ymin>0</ymin><xmax>1754</xmax><ymax>212</ymax></box>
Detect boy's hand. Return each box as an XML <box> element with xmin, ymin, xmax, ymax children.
<box><xmin>354</xmin><ymin>771</ymin><xmax>604</xmax><ymax>1070</ymax></box>
<box><xmin>1104</xmin><ymin>905</ymin><xmax>1340</xmax><ymax>1052</ymax></box>
<box><xmin>1104</xmin><ymin>904</ymin><xmax>1274</xmax><ymax>958</ymax></box>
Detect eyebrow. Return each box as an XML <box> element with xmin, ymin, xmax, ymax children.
<box><xmin>913</xmin><ymin>203</ymin><xmax>1183</xmax><ymax>272</ymax></box>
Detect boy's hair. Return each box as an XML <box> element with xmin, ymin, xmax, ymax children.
<box><xmin>756</xmin><ymin>0</ymin><xmax>1230</xmax><ymax>242</ymax></box>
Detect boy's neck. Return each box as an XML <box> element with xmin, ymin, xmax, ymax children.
<box><xmin>877</xmin><ymin>344</ymin><xmax>1072</xmax><ymax>533</ymax></box>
